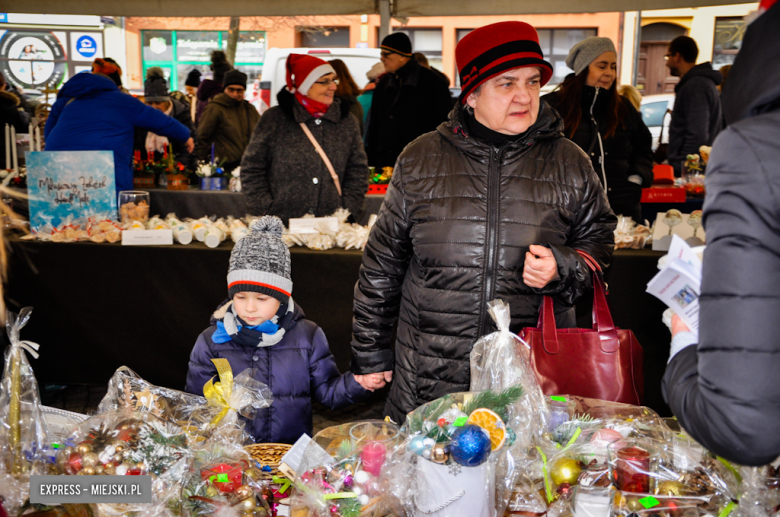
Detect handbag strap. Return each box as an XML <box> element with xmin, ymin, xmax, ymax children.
<box><xmin>299</xmin><ymin>122</ymin><xmax>342</xmax><ymax>197</ymax></box>
<box><xmin>536</xmin><ymin>250</ymin><xmax>620</xmax><ymax>354</ymax></box>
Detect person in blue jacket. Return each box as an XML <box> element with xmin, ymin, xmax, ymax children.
<box><xmin>185</xmin><ymin>216</ymin><xmax>383</xmax><ymax>444</ymax></box>
<box><xmin>44</xmin><ymin>67</ymin><xmax>193</xmax><ymax>193</ymax></box>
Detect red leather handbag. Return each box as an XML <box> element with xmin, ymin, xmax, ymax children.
<box><xmin>520</xmin><ymin>252</ymin><xmax>644</xmax><ymax>405</ymax></box>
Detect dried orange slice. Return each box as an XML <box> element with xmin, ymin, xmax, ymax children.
<box><xmin>467</xmin><ymin>408</ymin><xmax>507</xmax><ymax>451</ymax></box>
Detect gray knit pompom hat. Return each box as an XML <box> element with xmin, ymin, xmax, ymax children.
<box><xmin>227</xmin><ymin>216</ymin><xmax>292</xmax><ymax>303</ymax></box>
<box><xmin>566</xmin><ymin>37</ymin><xmax>617</xmax><ymax>76</ymax></box>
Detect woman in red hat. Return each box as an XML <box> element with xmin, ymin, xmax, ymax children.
<box><xmin>350</xmin><ymin>21</ymin><xmax>617</xmax><ymax>422</ymax></box>
<box><xmin>241</xmin><ymin>54</ymin><xmax>368</xmax><ymax>225</ymax></box>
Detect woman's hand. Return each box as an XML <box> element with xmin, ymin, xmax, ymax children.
<box><xmin>523</xmin><ymin>245</ymin><xmax>560</xmax><ymax>288</ymax></box>
<box><xmin>354</xmin><ymin>372</ymin><xmax>388</xmax><ymax>391</ymax></box>
<box><xmin>185</xmin><ymin>137</ymin><xmax>195</xmax><ymax>153</ymax></box>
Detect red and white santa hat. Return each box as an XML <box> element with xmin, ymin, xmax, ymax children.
<box><xmin>286</xmin><ymin>54</ymin><xmax>335</xmax><ymax>97</ymax></box>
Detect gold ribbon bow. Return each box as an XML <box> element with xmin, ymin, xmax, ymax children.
<box><xmin>203</xmin><ymin>358</ymin><xmax>236</xmax><ymax>425</ymax></box>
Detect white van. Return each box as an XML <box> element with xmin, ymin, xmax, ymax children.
<box><xmin>258</xmin><ymin>48</ymin><xmax>381</xmax><ymax>110</ymax></box>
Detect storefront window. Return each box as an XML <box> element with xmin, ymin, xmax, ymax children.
<box><xmin>142</xmin><ymin>30</ymin><xmax>266</xmax><ymax>95</ymax></box>
<box><xmin>298</xmin><ymin>27</ymin><xmax>350</xmax><ymax>48</ymax></box>
<box><xmin>393</xmin><ymin>29</ymin><xmax>443</xmax><ymax>77</ymax></box>
<box><xmin>713</xmin><ymin>17</ymin><xmax>745</xmax><ymax>67</ymax></box>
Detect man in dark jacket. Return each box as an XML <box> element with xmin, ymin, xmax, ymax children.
<box><xmin>665</xmin><ymin>36</ymin><xmax>723</xmax><ymax>175</ymax></box>
<box><xmin>196</xmin><ymin>50</ymin><xmax>232</xmax><ymax>125</ymax></box>
<box><xmin>663</xmin><ymin>1</ymin><xmax>780</xmax><ymax>467</ymax></box>
<box><xmin>351</xmin><ymin>22</ymin><xmax>617</xmax><ymax>423</ymax></box>
<box><xmin>365</xmin><ymin>33</ymin><xmax>452</xmax><ymax>168</ymax></box>
<box><xmin>197</xmin><ymin>70</ymin><xmax>259</xmax><ymax>172</ymax></box>
<box><xmin>45</xmin><ymin>72</ymin><xmax>193</xmax><ymax>193</ymax></box>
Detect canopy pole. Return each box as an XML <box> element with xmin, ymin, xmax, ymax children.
<box><xmin>632</xmin><ymin>10</ymin><xmax>642</xmax><ymax>86</ymax></box>
<box><xmin>379</xmin><ymin>0</ymin><xmax>391</xmax><ymax>42</ymax></box>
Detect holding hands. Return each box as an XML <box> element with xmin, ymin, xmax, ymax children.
<box><xmin>523</xmin><ymin>244</ymin><xmax>560</xmax><ymax>288</ymax></box>
<box><xmin>354</xmin><ymin>370</ymin><xmax>393</xmax><ymax>392</ymax></box>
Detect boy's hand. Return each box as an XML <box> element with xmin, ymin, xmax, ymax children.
<box><xmin>354</xmin><ymin>372</ymin><xmax>387</xmax><ymax>392</ymax></box>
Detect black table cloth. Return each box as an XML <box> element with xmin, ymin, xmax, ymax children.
<box><xmin>4</xmin><ymin>238</ymin><xmax>671</xmax><ymax>415</ymax></box>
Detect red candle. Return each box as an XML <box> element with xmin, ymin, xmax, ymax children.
<box><xmin>361</xmin><ymin>441</ymin><xmax>387</xmax><ymax>477</ymax></box>
<box><xmin>615</xmin><ymin>446</ymin><xmax>651</xmax><ymax>493</ymax></box>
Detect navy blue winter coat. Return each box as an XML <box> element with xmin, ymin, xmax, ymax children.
<box><xmin>185</xmin><ymin>300</ymin><xmax>369</xmax><ymax>444</ymax></box>
<box><xmin>44</xmin><ymin>73</ymin><xmax>191</xmax><ymax>193</ymax></box>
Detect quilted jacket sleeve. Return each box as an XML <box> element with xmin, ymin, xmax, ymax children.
<box><xmin>351</xmin><ymin>163</ymin><xmax>413</xmax><ymax>374</ymax></box>
<box><xmin>537</xmin><ymin>151</ymin><xmax>617</xmax><ymax>305</ymax></box>
<box><xmin>309</xmin><ymin>325</ymin><xmax>370</xmax><ymax>408</ymax></box>
<box><xmin>663</xmin><ymin>123</ymin><xmax>780</xmax><ymax>466</ymax></box>
<box><xmin>184</xmin><ymin>329</ymin><xmax>218</xmax><ymax>395</ymax></box>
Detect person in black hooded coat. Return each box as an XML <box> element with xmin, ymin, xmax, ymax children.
<box><xmin>544</xmin><ymin>37</ymin><xmax>653</xmax><ymax>222</ymax></box>
<box><xmin>662</xmin><ymin>1</ymin><xmax>780</xmax><ymax>467</ymax></box>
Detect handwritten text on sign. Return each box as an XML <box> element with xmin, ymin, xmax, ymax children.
<box><xmin>26</xmin><ymin>151</ymin><xmax>118</xmax><ymax>230</ymax></box>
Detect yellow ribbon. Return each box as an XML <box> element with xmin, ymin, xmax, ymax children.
<box><xmin>203</xmin><ymin>358</ymin><xmax>236</xmax><ymax>425</ymax></box>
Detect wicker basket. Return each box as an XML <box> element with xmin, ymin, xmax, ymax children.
<box><xmin>244</xmin><ymin>443</ymin><xmax>291</xmax><ymax>479</ymax></box>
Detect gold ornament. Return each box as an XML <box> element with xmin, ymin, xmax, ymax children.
<box><xmin>76</xmin><ymin>443</ymin><xmax>93</xmax><ymax>455</ymax></box>
<box><xmin>430</xmin><ymin>444</ymin><xmax>449</xmax><ymax>464</ymax></box>
<box><xmin>626</xmin><ymin>497</ymin><xmax>643</xmax><ymax>512</ymax></box>
<box><xmin>76</xmin><ymin>470</ymin><xmax>88</xmax><ymax>475</ymax></box>
<box><xmin>550</xmin><ymin>458</ymin><xmax>582</xmax><ymax>486</ymax></box>
<box><xmin>241</xmin><ymin>497</ymin><xmax>257</xmax><ymax>511</ymax></box>
<box><xmin>205</xmin><ymin>486</ymin><xmax>219</xmax><ymax>498</ymax></box>
<box><xmin>235</xmin><ymin>485</ymin><xmax>254</xmax><ymax>501</ymax></box>
<box><xmin>344</xmin><ymin>463</ymin><xmax>355</xmax><ymax>474</ymax></box>
<box><xmin>657</xmin><ymin>480</ymin><xmax>688</xmax><ymax>496</ymax></box>
<box><xmin>82</xmin><ymin>452</ymin><xmax>99</xmax><ymax>468</ymax></box>
<box><xmin>104</xmin><ymin>465</ymin><xmax>116</xmax><ymax>475</ymax></box>
<box><xmin>113</xmin><ymin>453</ymin><xmax>124</xmax><ymax>464</ymax></box>
<box><xmin>112</xmin><ymin>441</ymin><xmax>126</xmax><ymax>453</ymax></box>
<box><xmin>245</xmin><ymin>468</ymin><xmax>264</xmax><ymax>481</ymax></box>
<box><xmin>81</xmin><ymin>466</ymin><xmax>95</xmax><ymax>476</ymax></box>
<box><xmin>94</xmin><ymin>465</ymin><xmax>105</xmax><ymax>475</ymax></box>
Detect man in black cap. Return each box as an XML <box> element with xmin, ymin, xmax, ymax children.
<box><xmin>197</xmin><ymin>69</ymin><xmax>260</xmax><ymax>172</ymax></box>
<box><xmin>366</xmin><ymin>32</ymin><xmax>452</xmax><ymax>168</ymax></box>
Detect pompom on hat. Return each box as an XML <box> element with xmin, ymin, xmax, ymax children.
<box><xmin>456</xmin><ymin>21</ymin><xmax>553</xmax><ymax>103</ymax></box>
<box><xmin>227</xmin><ymin>216</ymin><xmax>292</xmax><ymax>303</ymax></box>
<box><xmin>285</xmin><ymin>54</ymin><xmax>336</xmax><ymax>97</ymax></box>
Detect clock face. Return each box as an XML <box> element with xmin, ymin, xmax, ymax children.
<box><xmin>0</xmin><ymin>31</ymin><xmax>67</xmax><ymax>89</ymax></box>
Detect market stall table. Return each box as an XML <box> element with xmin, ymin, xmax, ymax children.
<box><xmin>3</xmin><ymin>237</ymin><xmax>671</xmax><ymax>415</ymax></box>
<box><xmin>147</xmin><ymin>187</ymin><xmax>385</xmax><ymax>226</ymax></box>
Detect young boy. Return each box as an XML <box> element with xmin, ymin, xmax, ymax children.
<box><xmin>186</xmin><ymin>216</ymin><xmax>384</xmax><ymax>444</ymax></box>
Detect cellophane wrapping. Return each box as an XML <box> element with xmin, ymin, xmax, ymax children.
<box><xmin>0</xmin><ymin>308</ymin><xmax>53</xmax><ymax>515</ymax></box>
<box><xmin>290</xmin><ymin>420</ymin><xmax>402</xmax><ymax>517</ymax></box>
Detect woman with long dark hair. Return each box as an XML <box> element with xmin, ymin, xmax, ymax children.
<box><xmin>328</xmin><ymin>59</ymin><xmax>364</xmax><ymax>134</ymax></box>
<box><xmin>544</xmin><ymin>37</ymin><xmax>653</xmax><ymax>222</ymax></box>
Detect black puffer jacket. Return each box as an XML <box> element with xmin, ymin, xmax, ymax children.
<box><xmin>544</xmin><ymin>87</ymin><xmax>654</xmax><ymax>222</ymax></box>
<box><xmin>352</xmin><ymin>102</ymin><xmax>617</xmax><ymax>423</ymax></box>
<box><xmin>662</xmin><ymin>3</ymin><xmax>780</xmax><ymax>466</ymax></box>
<box><xmin>241</xmin><ymin>89</ymin><xmax>368</xmax><ymax>224</ymax></box>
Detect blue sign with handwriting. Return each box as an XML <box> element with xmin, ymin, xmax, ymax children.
<box><xmin>26</xmin><ymin>151</ymin><xmax>117</xmax><ymax>230</ymax></box>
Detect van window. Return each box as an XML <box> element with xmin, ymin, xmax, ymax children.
<box><xmin>641</xmin><ymin>101</ymin><xmax>668</xmax><ymax>127</ymax></box>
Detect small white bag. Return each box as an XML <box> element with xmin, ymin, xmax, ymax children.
<box><xmin>413</xmin><ymin>458</ymin><xmax>495</xmax><ymax>517</ymax></box>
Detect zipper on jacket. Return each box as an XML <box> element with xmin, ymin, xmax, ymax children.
<box><xmin>478</xmin><ymin>146</ymin><xmax>502</xmax><ymax>336</ymax></box>
<box><xmin>589</xmin><ymin>87</ymin><xmax>608</xmax><ymax>193</ymax></box>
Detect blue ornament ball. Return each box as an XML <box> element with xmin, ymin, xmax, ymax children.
<box><xmin>449</xmin><ymin>425</ymin><xmax>491</xmax><ymax>467</ymax></box>
<box><xmin>408</xmin><ymin>435</ymin><xmax>427</xmax><ymax>456</ymax></box>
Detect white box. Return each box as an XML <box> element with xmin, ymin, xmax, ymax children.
<box><xmin>121</xmin><ymin>229</ymin><xmax>173</xmax><ymax>246</ymax></box>
<box><xmin>288</xmin><ymin>217</ymin><xmax>338</xmax><ymax>235</ymax></box>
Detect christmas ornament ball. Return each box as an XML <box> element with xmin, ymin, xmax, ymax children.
<box><xmin>626</xmin><ymin>497</ymin><xmax>643</xmax><ymax>512</ymax></box>
<box><xmin>550</xmin><ymin>458</ymin><xmax>582</xmax><ymax>486</ymax></box>
<box><xmin>205</xmin><ymin>486</ymin><xmax>219</xmax><ymax>498</ymax></box>
<box><xmin>430</xmin><ymin>443</ymin><xmax>449</xmax><ymax>464</ymax></box>
<box><xmin>82</xmin><ymin>452</ymin><xmax>99</xmax><ymax>468</ymax></box>
<box><xmin>81</xmin><ymin>466</ymin><xmax>95</xmax><ymax>476</ymax></box>
<box><xmin>241</xmin><ymin>497</ymin><xmax>257</xmax><ymax>511</ymax></box>
<box><xmin>94</xmin><ymin>465</ymin><xmax>105</xmax><ymax>475</ymax></box>
<box><xmin>408</xmin><ymin>435</ymin><xmax>426</xmax><ymax>456</ymax></box>
<box><xmin>449</xmin><ymin>425</ymin><xmax>492</xmax><ymax>467</ymax></box>
<box><xmin>354</xmin><ymin>470</ymin><xmax>371</xmax><ymax>485</ymax></box>
<box><xmin>76</xmin><ymin>443</ymin><xmax>92</xmax><ymax>455</ymax></box>
<box><xmin>235</xmin><ymin>485</ymin><xmax>254</xmax><ymax>500</ymax></box>
<box><xmin>657</xmin><ymin>480</ymin><xmax>687</xmax><ymax>496</ymax></box>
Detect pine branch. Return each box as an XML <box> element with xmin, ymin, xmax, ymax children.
<box><xmin>463</xmin><ymin>385</ymin><xmax>524</xmax><ymax>422</ymax></box>
<box><xmin>551</xmin><ymin>415</ymin><xmax>599</xmax><ymax>445</ymax></box>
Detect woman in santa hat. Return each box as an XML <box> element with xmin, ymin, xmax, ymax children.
<box><xmin>240</xmin><ymin>54</ymin><xmax>368</xmax><ymax>225</ymax></box>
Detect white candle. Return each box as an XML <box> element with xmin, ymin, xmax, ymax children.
<box><xmin>4</xmin><ymin>124</ymin><xmax>9</xmax><ymax>170</ymax></box>
<box><xmin>29</xmin><ymin>123</ymin><xmax>34</xmax><ymax>153</ymax></box>
<box><xmin>36</xmin><ymin>126</ymin><xmax>42</xmax><ymax>152</ymax></box>
<box><xmin>10</xmin><ymin>126</ymin><xmax>18</xmax><ymax>173</ymax></box>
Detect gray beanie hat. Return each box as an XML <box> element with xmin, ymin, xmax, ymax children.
<box><xmin>227</xmin><ymin>216</ymin><xmax>292</xmax><ymax>303</ymax></box>
<box><xmin>566</xmin><ymin>37</ymin><xmax>617</xmax><ymax>76</ymax></box>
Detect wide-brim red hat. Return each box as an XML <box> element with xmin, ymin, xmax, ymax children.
<box><xmin>456</xmin><ymin>21</ymin><xmax>553</xmax><ymax>103</ymax></box>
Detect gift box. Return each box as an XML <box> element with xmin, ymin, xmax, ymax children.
<box><xmin>640</xmin><ymin>186</ymin><xmax>686</xmax><ymax>203</ymax></box>
<box><xmin>201</xmin><ymin>462</ymin><xmax>243</xmax><ymax>493</ymax></box>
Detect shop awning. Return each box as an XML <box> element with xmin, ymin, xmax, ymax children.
<box><xmin>3</xmin><ymin>0</ymin><xmax>746</xmax><ymax>16</ymax></box>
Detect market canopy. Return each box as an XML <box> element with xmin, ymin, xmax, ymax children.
<box><xmin>3</xmin><ymin>0</ymin><xmax>746</xmax><ymax>16</ymax></box>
